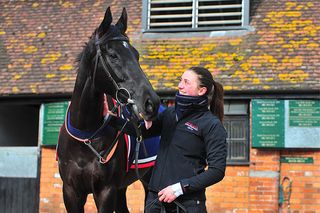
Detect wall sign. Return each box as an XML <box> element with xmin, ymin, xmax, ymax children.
<box><xmin>252</xmin><ymin>100</ymin><xmax>285</xmax><ymax>148</ymax></box>
<box><xmin>289</xmin><ymin>100</ymin><xmax>319</xmax><ymax>127</ymax></box>
<box><xmin>280</xmin><ymin>156</ymin><xmax>313</xmax><ymax>164</ymax></box>
<box><xmin>252</xmin><ymin>99</ymin><xmax>320</xmax><ymax>148</ymax></box>
<box><xmin>40</xmin><ymin>102</ymin><xmax>69</xmax><ymax>145</ymax></box>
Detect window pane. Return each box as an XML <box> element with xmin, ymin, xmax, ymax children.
<box><xmin>198</xmin><ymin>0</ymin><xmax>242</xmax><ymax>28</ymax></box>
<box><xmin>149</xmin><ymin>0</ymin><xmax>193</xmax><ymax>29</ymax></box>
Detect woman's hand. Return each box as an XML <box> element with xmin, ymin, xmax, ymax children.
<box><xmin>158</xmin><ymin>186</ymin><xmax>177</xmax><ymax>203</ymax></box>
<box><xmin>144</xmin><ymin>120</ymin><xmax>153</xmax><ymax>129</ymax></box>
<box><xmin>103</xmin><ymin>94</ymin><xmax>117</xmax><ymax>116</ymax></box>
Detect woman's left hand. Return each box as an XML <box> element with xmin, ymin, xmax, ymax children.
<box><xmin>158</xmin><ymin>186</ymin><xmax>177</xmax><ymax>203</ymax></box>
<box><xmin>144</xmin><ymin>120</ymin><xmax>153</xmax><ymax>129</ymax></box>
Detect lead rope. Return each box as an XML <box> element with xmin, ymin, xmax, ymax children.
<box><xmin>132</xmin><ymin>120</ymin><xmax>149</xmax><ymax>187</ymax></box>
<box><xmin>132</xmin><ymin>122</ymin><xmax>187</xmax><ymax>213</ymax></box>
<box><xmin>144</xmin><ymin>195</ymin><xmax>187</xmax><ymax>213</ymax></box>
<box><xmin>131</xmin><ymin>118</ymin><xmax>188</xmax><ymax>212</ymax></box>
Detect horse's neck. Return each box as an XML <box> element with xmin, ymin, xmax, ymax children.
<box><xmin>69</xmin><ymin>68</ymin><xmax>104</xmax><ymax>130</ymax></box>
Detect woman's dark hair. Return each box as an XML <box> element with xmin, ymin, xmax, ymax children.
<box><xmin>189</xmin><ymin>67</ymin><xmax>224</xmax><ymax>122</ymax></box>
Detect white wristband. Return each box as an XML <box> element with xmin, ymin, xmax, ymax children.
<box><xmin>104</xmin><ymin>114</ymin><xmax>110</xmax><ymax>121</ymax></box>
<box><xmin>171</xmin><ymin>183</ymin><xmax>184</xmax><ymax>197</ymax></box>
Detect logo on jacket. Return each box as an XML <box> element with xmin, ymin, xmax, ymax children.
<box><xmin>185</xmin><ymin>122</ymin><xmax>198</xmax><ymax>131</ymax></box>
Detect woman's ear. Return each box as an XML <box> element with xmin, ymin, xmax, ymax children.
<box><xmin>198</xmin><ymin>87</ymin><xmax>207</xmax><ymax>96</ymax></box>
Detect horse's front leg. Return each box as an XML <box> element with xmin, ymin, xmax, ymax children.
<box><xmin>93</xmin><ymin>185</ymin><xmax>118</xmax><ymax>213</ymax></box>
<box><xmin>115</xmin><ymin>187</ymin><xmax>130</xmax><ymax>213</ymax></box>
<box><xmin>62</xmin><ymin>183</ymin><xmax>87</xmax><ymax>213</ymax></box>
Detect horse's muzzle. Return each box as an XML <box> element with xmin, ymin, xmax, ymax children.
<box><xmin>131</xmin><ymin>97</ymin><xmax>159</xmax><ymax>121</ymax></box>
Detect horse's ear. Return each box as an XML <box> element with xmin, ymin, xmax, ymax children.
<box><xmin>98</xmin><ymin>7</ymin><xmax>113</xmax><ymax>36</ymax></box>
<box><xmin>116</xmin><ymin>7</ymin><xmax>127</xmax><ymax>34</ymax></box>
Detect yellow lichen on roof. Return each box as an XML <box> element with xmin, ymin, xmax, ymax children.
<box><xmin>32</xmin><ymin>3</ymin><xmax>39</xmax><ymax>8</ymax></box>
<box><xmin>41</xmin><ymin>53</ymin><xmax>62</xmax><ymax>64</ymax></box>
<box><xmin>307</xmin><ymin>43</ymin><xmax>319</xmax><ymax>48</ymax></box>
<box><xmin>23</xmin><ymin>64</ymin><xmax>32</xmax><ymax>69</ymax></box>
<box><xmin>252</xmin><ymin>78</ymin><xmax>261</xmax><ymax>85</ymax></box>
<box><xmin>278</xmin><ymin>70</ymin><xmax>309</xmax><ymax>83</ymax></box>
<box><xmin>37</xmin><ymin>32</ymin><xmax>46</xmax><ymax>38</ymax></box>
<box><xmin>229</xmin><ymin>39</ymin><xmax>242</xmax><ymax>46</ymax></box>
<box><xmin>223</xmin><ymin>85</ymin><xmax>232</xmax><ymax>91</ymax></box>
<box><xmin>46</xmin><ymin>74</ymin><xmax>56</xmax><ymax>78</ymax></box>
<box><xmin>13</xmin><ymin>74</ymin><xmax>22</xmax><ymax>80</ymax></box>
<box><xmin>61</xmin><ymin>2</ymin><xmax>74</xmax><ymax>8</ymax></box>
<box><xmin>60</xmin><ymin>75</ymin><xmax>75</xmax><ymax>81</ymax></box>
<box><xmin>24</xmin><ymin>46</ymin><xmax>38</xmax><ymax>54</ymax></box>
<box><xmin>12</xmin><ymin>87</ymin><xmax>20</xmax><ymax>93</ymax></box>
<box><xmin>30</xmin><ymin>84</ymin><xmax>38</xmax><ymax>93</ymax></box>
<box><xmin>59</xmin><ymin>64</ymin><xmax>73</xmax><ymax>71</ymax></box>
<box><xmin>26</xmin><ymin>33</ymin><xmax>37</xmax><ymax>37</ymax></box>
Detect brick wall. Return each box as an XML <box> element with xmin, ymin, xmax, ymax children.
<box><xmin>39</xmin><ymin>147</ymin><xmax>320</xmax><ymax>212</ymax></box>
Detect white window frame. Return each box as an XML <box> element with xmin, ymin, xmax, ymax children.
<box><xmin>142</xmin><ymin>0</ymin><xmax>250</xmax><ymax>32</ymax></box>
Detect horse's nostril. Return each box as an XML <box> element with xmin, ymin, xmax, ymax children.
<box><xmin>145</xmin><ymin>99</ymin><xmax>154</xmax><ymax>114</ymax></box>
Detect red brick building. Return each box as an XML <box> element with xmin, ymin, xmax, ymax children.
<box><xmin>0</xmin><ymin>0</ymin><xmax>319</xmax><ymax>212</ymax></box>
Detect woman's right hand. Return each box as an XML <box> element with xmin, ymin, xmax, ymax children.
<box><xmin>103</xmin><ymin>94</ymin><xmax>117</xmax><ymax>117</ymax></box>
<box><xmin>144</xmin><ymin>120</ymin><xmax>153</xmax><ymax>129</ymax></box>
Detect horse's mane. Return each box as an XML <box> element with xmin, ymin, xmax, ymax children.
<box><xmin>75</xmin><ymin>32</ymin><xmax>97</xmax><ymax>73</ymax></box>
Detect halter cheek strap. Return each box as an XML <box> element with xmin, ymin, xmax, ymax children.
<box><xmin>94</xmin><ymin>34</ymin><xmax>120</xmax><ymax>92</ymax></box>
<box><xmin>94</xmin><ymin>33</ymin><xmax>134</xmax><ymax>106</ymax></box>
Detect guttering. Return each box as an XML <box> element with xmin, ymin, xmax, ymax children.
<box><xmin>0</xmin><ymin>89</ymin><xmax>319</xmax><ymax>104</ymax></box>
<box><xmin>0</xmin><ymin>93</ymin><xmax>72</xmax><ymax>105</ymax></box>
<box><xmin>156</xmin><ymin>89</ymin><xmax>320</xmax><ymax>100</ymax></box>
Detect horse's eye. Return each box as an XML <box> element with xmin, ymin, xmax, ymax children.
<box><xmin>108</xmin><ymin>53</ymin><xmax>118</xmax><ymax>60</ymax></box>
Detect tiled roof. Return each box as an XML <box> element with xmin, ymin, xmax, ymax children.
<box><xmin>0</xmin><ymin>0</ymin><xmax>319</xmax><ymax>96</ymax></box>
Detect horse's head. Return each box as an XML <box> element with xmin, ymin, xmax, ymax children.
<box><xmin>92</xmin><ymin>7</ymin><xmax>160</xmax><ymax>121</ymax></box>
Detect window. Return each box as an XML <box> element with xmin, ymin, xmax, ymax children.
<box><xmin>0</xmin><ymin>104</ymin><xmax>39</xmax><ymax>146</ymax></box>
<box><xmin>142</xmin><ymin>0</ymin><xmax>250</xmax><ymax>32</ymax></box>
<box><xmin>224</xmin><ymin>101</ymin><xmax>249</xmax><ymax>164</ymax></box>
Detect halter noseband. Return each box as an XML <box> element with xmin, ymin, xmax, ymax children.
<box><xmin>94</xmin><ymin>32</ymin><xmax>133</xmax><ymax>106</ymax></box>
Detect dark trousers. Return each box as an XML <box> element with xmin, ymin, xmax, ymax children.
<box><xmin>145</xmin><ymin>191</ymin><xmax>207</xmax><ymax>213</ymax></box>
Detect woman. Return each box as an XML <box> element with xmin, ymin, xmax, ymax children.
<box><xmin>110</xmin><ymin>67</ymin><xmax>227</xmax><ymax>212</ymax></box>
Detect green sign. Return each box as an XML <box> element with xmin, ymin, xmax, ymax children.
<box><xmin>280</xmin><ymin>156</ymin><xmax>313</xmax><ymax>164</ymax></box>
<box><xmin>252</xmin><ymin>100</ymin><xmax>285</xmax><ymax>148</ymax></box>
<box><xmin>252</xmin><ymin>99</ymin><xmax>320</xmax><ymax>148</ymax></box>
<box><xmin>289</xmin><ymin>100</ymin><xmax>320</xmax><ymax>127</ymax></box>
<box><xmin>42</xmin><ymin>102</ymin><xmax>69</xmax><ymax>145</ymax></box>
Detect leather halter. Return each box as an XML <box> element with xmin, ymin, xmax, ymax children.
<box><xmin>94</xmin><ymin>31</ymin><xmax>133</xmax><ymax>105</ymax></box>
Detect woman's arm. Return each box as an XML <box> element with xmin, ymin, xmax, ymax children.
<box><xmin>180</xmin><ymin>121</ymin><xmax>227</xmax><ymax>194</ymax></box>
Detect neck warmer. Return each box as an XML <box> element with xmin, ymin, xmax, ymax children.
<box><xmin>175</xmin><ymin>92</ymin><xmax>208</xmax><ymax>121</ymax></box>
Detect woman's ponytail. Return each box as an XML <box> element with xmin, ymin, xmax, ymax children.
<box><xmin>210</xmin><ymin>81</ymin><xmax>224</xmax><ymax>122</ymax></box>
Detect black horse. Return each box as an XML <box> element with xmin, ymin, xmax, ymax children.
<box><xmin>57</xmin><ymin>7</ymin><xmax>160</xmax><ymax>212</ymax></box>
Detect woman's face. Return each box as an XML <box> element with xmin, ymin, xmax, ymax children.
<box><xmin>178</xmin><ymin>70</ymin><xmax>207</xmax><ymax>96</ymax></box>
